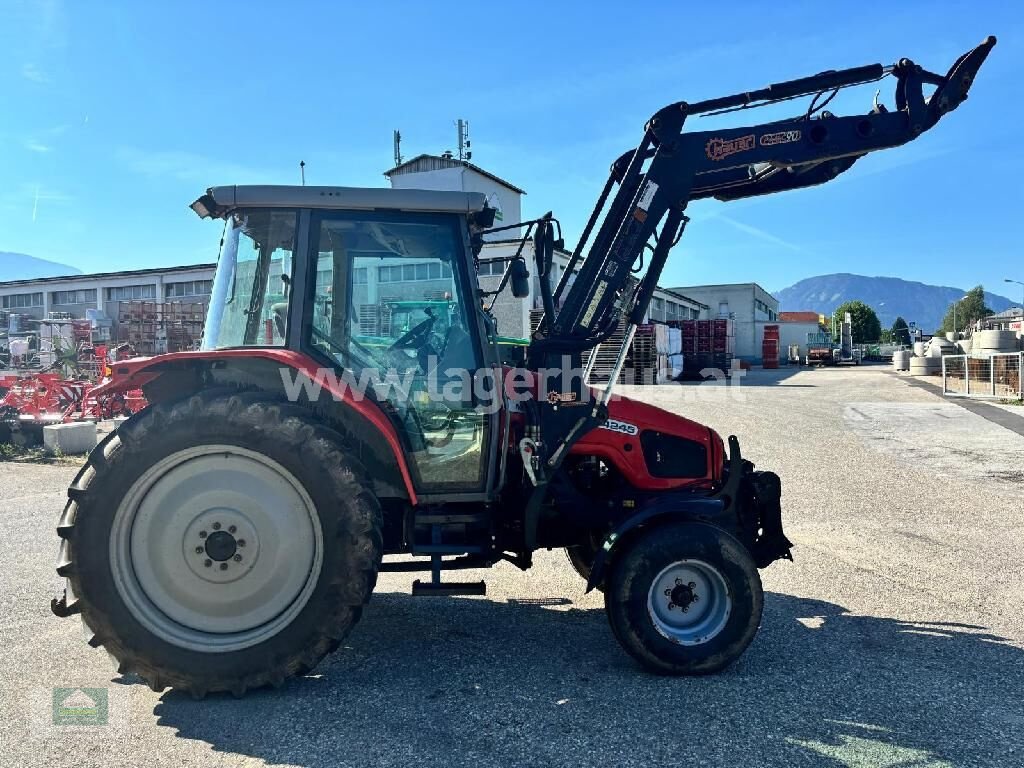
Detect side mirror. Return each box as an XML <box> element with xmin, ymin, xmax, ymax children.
<box><xmin>509</xmin><ymin>259</ymin><xmax>531</xmax><ymax>298</ymax></box>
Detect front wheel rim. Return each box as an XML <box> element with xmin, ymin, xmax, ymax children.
<box><xmin>110</xmin><ymin>445</ymin><xmax>323</xmax><ymax>653</ymax></box>
<box><xmin>646</xmin><ymin>559</ymin><xmax>732</xmax><ymax>646</ymax></box>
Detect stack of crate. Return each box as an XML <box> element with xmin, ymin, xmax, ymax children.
<box><xmin>762</xmin><ymin>324</ymin><xmax>780</xmax><ymax>368</ymax></box>
<box><xmin>528</xmin><ymin>310</ymin><xmax>659</xmax><ymax>384</ymax></box>
<box><xmin>680</xmin><ymin>319</ymin><xmax>734</xmax><ymax>375</ymax></box>
<box><xmin>118</xmin><ymin>301</ymin><xmax>206</xmax><ymax>354</ymax></box>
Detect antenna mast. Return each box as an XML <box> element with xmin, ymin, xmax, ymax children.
<box><xmin>393</xmin><ymin>130</ymin><xmax>403</xmax><ymax>166</ymax></box>
<box><xmin>456</xmin><ymin>119</ymin><xmax>471</xmax><ymax>161</ymax></box>
<box><xmin>299</xmin><ymin>160</ymin><xmax>306</xmax><ymax>186</ymax></box>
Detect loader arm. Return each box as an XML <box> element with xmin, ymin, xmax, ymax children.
<box><xmin>523</xmin><ymin>36</ymin><xmax>995</xmax><ymax>486</ymax></box>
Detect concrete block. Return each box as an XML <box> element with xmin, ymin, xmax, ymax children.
<box><xmin>43</xmin><ymin>422</ymin><xmax>97</xmax><ymax>455</ymax></box>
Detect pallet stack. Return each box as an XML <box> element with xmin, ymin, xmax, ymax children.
<box><xmin>762</xmin><ymin>324</ymin><xmax>780</xmax><ymax>369</ymax></box>
<box><xmin>680</xmin><ymin>319</ymin><xmax>734</xmax><ymax>374</ymax></box>
<box><xmin>118</xmin><ymin>301</ymin><xmax>206</xmax><ymax>355</ymax></box>
<box><xmin>528</xmin><ymin>311</ymin><xmax>661</xmax><ymax>384</ymax></box>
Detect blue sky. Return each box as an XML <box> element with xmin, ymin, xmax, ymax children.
<box><xmin>2</xmin><ymin>1</ymin><xmax>1021</xmax><ymax>297</ymax></box>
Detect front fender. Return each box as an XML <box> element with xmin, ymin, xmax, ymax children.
<box><xmin>585</xmin><ymin>495</ymin><xmax>731</xmax><ymax>592</ymax></box>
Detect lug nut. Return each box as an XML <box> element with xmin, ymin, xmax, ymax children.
<box><xmin>237</xmin><ymin>539</ymin><xmax>246</xmax><ymax>548</ymax></box>
<box><xmin>692</xmin><ymin>595</ymin><xmax>700</xmax><ymax>602</ymax></box>
<box><xmin>675</xmin><ymin>578</ymin><xmax>682</xmax><ymax>586</ymax></box>
<box><xmin>688</xmin><ymin>582</ymin><xmax>696</xmax><ymax>589</ymax></box>
<box><xmin>219</xmin><ymin>563</ymin><xmax>228</xmax><ymax>571</ymax></box>
<box><xmin>204</xmin><ymin>559</ymin><xmax>212</xmax><ymax>568</ymax></box>
<box><xmin>664</xmin><ymin>588</ymin><xmax>672</xmax><ymax>596</ymax></box>
<box><xmin>228</xmin><ymin>525</ymin><xmax>237</xmax><ymax>534</ymax></box>
<box><xmin>195</xmin><ymin>546</ymin><xmax>204</xmax><ymax>554</ymax></box>
<box><xmin>199</xmin><ymin>531</ymin><xmax>207</xmax><ymax>539</ymax></box>
<box><xmin>233</xmin><ymin>554</ymin><xmax>242</xmax><ymax>562</ymax></box>
<box><xmin>682</xmin><ymin>606</ymin><xmax>689</xmax><ymax>613</ymax></box>
<box><xmin>212</xmin><ymin>522</ymin><xmax>221</xmax><ymax>531</ymax></box>
<box><xmin>668</xmin><ymin>603</ymin><xmax>676</xmax><ymax>610</ymax></box>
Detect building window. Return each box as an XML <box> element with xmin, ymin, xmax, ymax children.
<box><xmin>106</xmin><ymin>284</ymin><xmax>157</xmax><ymax>301</ymax></box>
<box><xmin>165</xmin><ymin>280</ymin><xmax>213</xmax><ymax>298</ymax></box>
<box><xmin>51</xmin><ymin>289</ymin><xmax>97</xmax><ymax>306</ymax></box>
<box><xmin>477</xmin><ymin>259</ymin><xmax>507</xmax><ymax>277</ymax></box>
<box><xmin>354</xmin><ymin>267</ymin><xmax>368</xmax><ymax>284</ymax></box>
<box><xmin>2</xmin><ymin>292</ymin><xmax>43</xmax><ymax>309</ymax></box>
<box><xmin>378</xmin><ymin>261</ymin><xmax>452</xmax><ymax>283</ymax></box>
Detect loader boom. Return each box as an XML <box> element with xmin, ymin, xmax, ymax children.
<box><xmin>523</xmin><ymin>36</ymin><xmax>995</xmax><ymax>483</ymax></box>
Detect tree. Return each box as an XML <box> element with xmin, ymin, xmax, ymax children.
<box><xmin>891</xmin><ymin>316</ymin><xmax>911</xmax><ymax>345</ymax></box>
<box><xmin>938</xmin><ymin>285</ymin><xmax>993</xmax><ymax>333</ymax></box>
<box><xmin>831</xmin><ymin>300</ymin><xmax>882</xmax><ymax>343</ymax></box>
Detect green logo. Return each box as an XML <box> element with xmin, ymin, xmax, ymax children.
<box><xmin>52</xmin><ymin>688</ymin><xmax>108</xmax><ymax>726</ymax></box>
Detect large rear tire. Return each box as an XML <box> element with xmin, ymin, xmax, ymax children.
<box><xmin>604</xmin><ymin>522</ymin><xmax>762</xmax><ymax>675</ymax></box>
<box><xmin>54</xmin><ymin>392</ymin><xmax>383</xmax><ymax>697</ymax></box>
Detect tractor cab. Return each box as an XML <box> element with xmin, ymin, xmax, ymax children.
<box><xmin>193</xmin><ymin>185</ymin><xmax>500</xmax><ymax>493</ymax></box>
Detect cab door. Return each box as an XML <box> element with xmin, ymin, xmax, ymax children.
<box><xmin>304</xmin><ymin>210</ymin><xmax>495</xmax><ymax>494</ymax></box>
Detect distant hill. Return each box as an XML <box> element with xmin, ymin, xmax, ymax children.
<box><xmin>0</xmin><ymin>252</ymin><xmax>81</xmax><ymax>281</ymax></box>
<box><xmin>774</xmin><ymin>273</ymin><xmax>1016</xmax><ymax>332</ymax></box>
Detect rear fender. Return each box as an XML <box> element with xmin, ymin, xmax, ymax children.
<box><xmin>97</xmin><ymin>350</ymin><xmax>418</xmax><ymax>503</ymax></box>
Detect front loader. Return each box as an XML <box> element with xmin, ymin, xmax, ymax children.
<box><xmin>52</xmin><ymin>38</ymin><xmax>994</xmax><ymax>696</ymax></box>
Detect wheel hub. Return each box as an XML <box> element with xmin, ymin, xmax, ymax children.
<box><xmin>647</xmin><ymin>559</ymin><xmax>731</xmax><ymax>646</ymax></box>
<box><xmin>182</xmin><ymin>509</ymin><xmax>260</xmax><ymax>584</ymax></box>
<box><xmin>669</xmin><ymin>581</ymin><xmax>698</xmax><ymax>611</ymax></box>
<box><xmin>204</xmin><ymin>530</ymin><xmax>237</xmax><ymax>562</ymax></box>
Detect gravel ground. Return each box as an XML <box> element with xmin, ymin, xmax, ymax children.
<box><xmin>1</xmin><ymin>365</ymin><xmax>1022</xmax><ymax>768</ymax></box>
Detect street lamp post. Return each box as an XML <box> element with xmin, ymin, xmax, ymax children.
<box><xmin>1005</xmin><ymin>278</ymin><xmax>1024</xmax><ymax>311</ymax></box>
<box><xmin>951</xmin><ymin>294</ymin><xmax>969</xmax><ymax>335</ymax></box>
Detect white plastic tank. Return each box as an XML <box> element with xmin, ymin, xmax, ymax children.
<box><xmin>913</xmin><ymin>341</ymin><xmax>927</xmax><ymax>356</ymax></box>
<box><xmin>892</xmin><ymin>350</ymin><xmax>911</xmax><ymax>371</ymax></box>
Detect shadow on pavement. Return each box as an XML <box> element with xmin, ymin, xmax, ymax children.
<box><xmin>151</xmin><ymin>591</ymin><xmax>1023</xmax><ymax>767</ymax></box>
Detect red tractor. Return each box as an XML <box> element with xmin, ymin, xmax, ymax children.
<box><xmin>52</xmin><ymin>39</ymin><xmax>993</xmax><ymax>697</ymax></box>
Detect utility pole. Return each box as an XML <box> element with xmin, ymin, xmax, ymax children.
<box><xmin>1005</xmin><ymin>278</ymin><xmax>1024</xmax><ymax>310</ymax></box>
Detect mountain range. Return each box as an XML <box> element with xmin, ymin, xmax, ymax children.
<box><xmin>774</xmin><ymin>273</ymin><xmax>1018</xmax><ymax>332</ymax></box>
<box><xmin>1</xmin><ymin>252</ymin><xmax>81</xmax><ymax>281</ymax></box>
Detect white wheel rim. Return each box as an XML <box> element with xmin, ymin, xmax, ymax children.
<box><xmin>110</xmin><ymin>445</ymin><xmax>323</xmax><ymax>653</ymax></box>
<box><xmin>646</xmin><ymin>559</ymin><xmax>732</xmax><ymax>646</ymax></box>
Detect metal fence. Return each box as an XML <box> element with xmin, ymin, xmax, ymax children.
<box><xmin>942</xmin><ymin>352</ymin><xmax>1023</xmax><ymax>399</ymax></box>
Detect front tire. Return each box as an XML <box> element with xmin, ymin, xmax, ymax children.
<box><xmin>604</xmin><ymin>522</ymin><xmax>763</xmax><ymax>675</ymax></box>
<box><xmin>55</xmin><ymin>392</ymin><xmax>383</xmax><ymax>697</ymax></box>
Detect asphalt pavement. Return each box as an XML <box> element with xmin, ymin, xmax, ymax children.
<box><xmin>1</xmin><ymin>365</ymin><xmax>1022</xmax><ymax>767</ymax></box>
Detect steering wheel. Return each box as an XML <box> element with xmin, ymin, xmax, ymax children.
<box><xmin>389</xmin><ymin>316</ymin><xmax>436</xmax><ymax>351</ymax></box>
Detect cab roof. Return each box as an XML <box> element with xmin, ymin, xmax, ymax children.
<box><xmin>190</xmin><ymin>185</ymin><xmax>487</xmax><ymax>219</ymax></box>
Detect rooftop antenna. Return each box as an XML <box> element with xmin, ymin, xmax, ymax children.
<box><xmin>456</xmin><ymin>119</ymin><xmax>471</xmax><ymax>161</ymax></box>
<box><xmin>299</xmin><ymin>160</ymin><xmax>306</xmax><ymax>186</ymax></box>
<box><xmin>393</xmin><ymin>130</ymin><xmax>403</xmax><ymax>166</ymax></box>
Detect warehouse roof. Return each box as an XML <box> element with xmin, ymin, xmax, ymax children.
<box><xmin>0</xmin><ymin>263</ymin><xmax>216</xmax><ymax>289</ymax></box>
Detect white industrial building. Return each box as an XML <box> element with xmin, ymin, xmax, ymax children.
<box><xmin>0</xmin><ymin>263</ymin><xmax>216</xmax><ymax>323</ymax></box>
<box><xmin>3</xmin><ymin>155</ymin><xmax>721</xmax><ymax>345</ymax></box>
<box><xmin>668</xmin><ymin>283</ymin><xmax>780</xmax><ymax>362</ymax></box>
